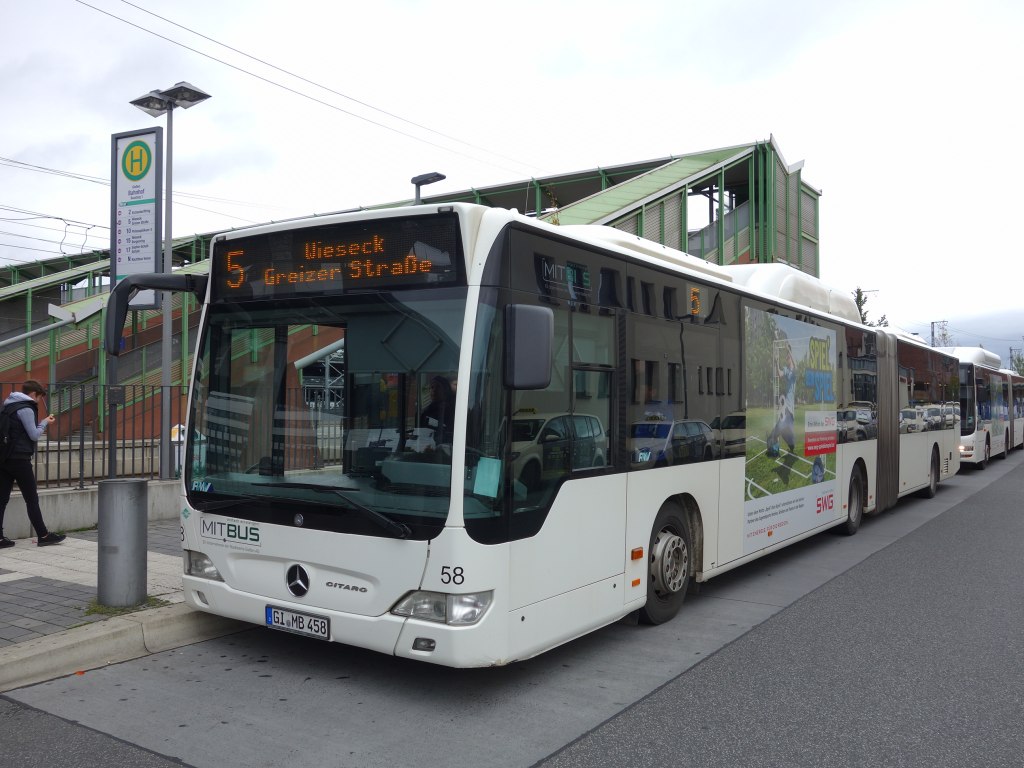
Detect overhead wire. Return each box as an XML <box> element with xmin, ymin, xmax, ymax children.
<box><xmin>902</xmin><ymin>318</ymin><xmax>1022</xmax><ymax>346</ymax></box>
<box><xmin>6</xmin><ymin>2</ymin><xmax>547</xmax><ymax>262</ymax></box>
<box><xmin>0</xmin><ymin>169</ymin><xmax>263</xmax><ymax>230</ymax></box>
<box><xmin>116</xmin><ymin>0</ymin><xmax>539</xmax><ymax>175</ymax></box>
<box><xmin>0</xmin><ymin>229</ymin><xmax>93</xmax><ymax>247</ymax></box>
<box><xmin>0</xmin><ymin>241</ymin><xmax>84</xmax><ymax>259</ymax></box>
<box><xmin>74</xmin><ymin>0</ymin><xmax>538</xmax><ymax>177</ymax></box>
<box><xmin>0</xmin><ymin>203</ymin><xmax>107</xmax><ymax>258</ymax></box>
<box><xmin>0</xmin><ymin>156</ymin><xmax>290</xmax><ymax>212</ymax></box>
<box><xmin>0</xmin><ymin>205</ymin><xmax>103</xmax><ymax>229</ymax></box>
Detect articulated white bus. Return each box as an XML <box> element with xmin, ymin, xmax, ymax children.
<box><xmin>938</xmin><ymin>347</ymin><xmax>1017</xmax><ymax>466</ymax></box>
<box><xmin>1002</xmin><ymin>368</ymin><xmax>1024</xmax><ymax>452</ymax></box>
<box><xmin>107</xmin><ymin>203</ymin><xmax>960</xmax><ymax>666</ymax></box>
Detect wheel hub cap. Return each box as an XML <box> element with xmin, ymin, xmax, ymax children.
<box><xmin>651</xmin><ymin>529</ymin><xmax>687</xmax><ymax>595</ymax></box>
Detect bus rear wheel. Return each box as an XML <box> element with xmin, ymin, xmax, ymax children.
<box><xmin>919</xmin><ymin>448</ymin><xmax>939</xmax><ymax>498</ymax></box>
<box><xmin>836</xmin><ymin>465</ymin><xmax>864</xmax><ymax>536</ymax></box>
<box><xmin>639</xmin><ymin>502</ymin><xmax>692</xmax><ymax>625</ymax></box>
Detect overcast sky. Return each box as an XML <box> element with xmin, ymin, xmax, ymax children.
<box><xmin>2</xmin><ymin>0</ymin><xmax>1022</xmax><ymax>357</ymax></box>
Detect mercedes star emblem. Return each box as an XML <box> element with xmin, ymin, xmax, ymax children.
<box><xmin>286</xmin><ymin>564</ymin><xmax>310</xmax><ymax>597</ymax></box>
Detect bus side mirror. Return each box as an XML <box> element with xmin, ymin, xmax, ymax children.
<box><xmin>105</xmin><ymin>273</ymin><xmax>209</xmax><ymax>356</ymax></box>
<box><xmin>504</xmin><ymin>304</ymin><xmax>552</xmax><ymax>390</ymax></box>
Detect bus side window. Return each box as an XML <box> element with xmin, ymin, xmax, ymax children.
<box><xmin>571</xmin><ymin>312</ymin><xmax>615</xmax><ymax>470</ymax></box>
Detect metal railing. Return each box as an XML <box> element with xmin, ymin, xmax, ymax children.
<box><xmin>2</xmin><ymin>382</ymin><xmax>188</xmax><ymax>489</ymax></box>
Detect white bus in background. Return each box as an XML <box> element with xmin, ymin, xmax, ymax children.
<box><xmin>938</xmin><ymin>347</ymin><xmax>1016</xmax><ymax>467</ymax></box>
<box><xmin>1001</xmin><ymin>368</ymin><xmax>1024</xmax><ymax>451</ymax></box>
<box><xmin>106</xmin><ymin>203</ymin><xmax>961</xmax><ymax>667</ymax></box>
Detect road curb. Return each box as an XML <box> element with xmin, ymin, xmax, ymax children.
<box><xmin>0</xmin><ymin>603</ymin><xmax>247</xmax><ymax>692</ymax></box>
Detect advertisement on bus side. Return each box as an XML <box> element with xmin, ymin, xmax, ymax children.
<box><xmin>742</xmin><ymin>307</ymin><xmax>838</xmax><ymax>554</ymax></box>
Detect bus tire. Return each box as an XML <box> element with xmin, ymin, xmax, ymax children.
<box><xmin>639</xmin><ymin>501</ymin><xmax>692</xmax><ymax>625</ymax></box>
<box><xmin>836</xmin><ymin>465</ymin><xmax>864</xmax><ymax>536</ymax></box>
<box><xmin>919</xmin><ymin>448</ymin><xmax>939</xmax><ymax>499</ymax></box>
<box><xmin>999</xmin><ymin>431</ymin><xmax>1009</xmax><ymax>460</ymax></box>
<box><xmin>978</xmin><ymin>439</ymin><xmax>990</xmax><ymax>469</ymax></box>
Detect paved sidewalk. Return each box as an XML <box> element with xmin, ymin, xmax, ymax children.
<box><xmin>0</xmin><ymin>521</ymin><xmax>184</xmax><ymax>647</ymax></box>
<box><xmin>0</xmin><ymin>520</ymin><xmax>245</xmax><ymax>691</ymax></box>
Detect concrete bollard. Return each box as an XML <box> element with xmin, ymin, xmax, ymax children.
<box><xmin>97</xmin><ymin>478</ymin><xmax>148</xmax><ymax>607</ymax></box>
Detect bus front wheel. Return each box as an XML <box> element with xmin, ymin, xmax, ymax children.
<box><xmin>639</xmin><ymin>502</ymin><xmax>692</xmax><ymax>625</ymax></box>
<box><xmin>978</xmin><ymin>439</ymin><xmax>990</xmax><ymax>469</ymax></box>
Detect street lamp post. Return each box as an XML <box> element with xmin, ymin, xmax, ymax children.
<box><xmin>411</xmin><ymin>172</ymin><xmax>445</xmax><ymax>204</ymax></box>
<box><xmin>130</xmin><ymin>82</ymin><xmax>211</xmax><ymax>479</ymax></box>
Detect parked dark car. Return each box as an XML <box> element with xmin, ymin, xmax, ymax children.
<box><xmin>629</xmin><ymin>418</ymin><xmax>714</xmax><ymax>467</ymax></box>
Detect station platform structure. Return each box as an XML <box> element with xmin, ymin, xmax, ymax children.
<box><xmin>0</xmin><ymin>136</ymin><xmax>819</xmax><ymax>435</ymax></box>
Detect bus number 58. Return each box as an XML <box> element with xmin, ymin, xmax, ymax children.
<box><xmin>441</xmin><ymin>566</ymin><xmax>464</xmax><ymax>585</ymax></box>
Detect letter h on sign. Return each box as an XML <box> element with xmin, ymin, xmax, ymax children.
<box><xmin>125</xmin><ymin>145</ymin><xmax>148</xmax><ymax>176</ymax></box>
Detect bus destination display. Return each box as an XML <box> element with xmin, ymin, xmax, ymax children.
<box><xmin>211</xmin><ymin>213</ymin><xmax>462</xmax><ymax>298</ymax></box>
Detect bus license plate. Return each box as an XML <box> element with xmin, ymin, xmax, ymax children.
<box><xmin>265</xmin><ymin>606</ymin><xmax>330</xmax><ymax>640</ymax></box>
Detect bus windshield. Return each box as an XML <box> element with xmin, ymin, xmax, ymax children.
<box><xmin>185</xmin><ymin>289</ymin><xmax>467</xmax><ymax>539</ymax></box>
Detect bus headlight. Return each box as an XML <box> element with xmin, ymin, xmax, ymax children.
<box><xmin>185</xmin><ymin>550</ymin><xmax>224</xmax><ymax>581</ymax></box>
<box><xmin>448</xmin><ymin>592</ymin><xmax>493</xmax><ymax>625</ymax></box>
<box><xmin>391</xmin><ymin>590</ymin><xmax>493</xmax><ymax>626</ymax></box>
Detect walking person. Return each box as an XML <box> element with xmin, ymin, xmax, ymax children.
<box><xmin>0</xmin><ymin>380</ymin><xmax>65</xmax><ymax>548</ymax></box>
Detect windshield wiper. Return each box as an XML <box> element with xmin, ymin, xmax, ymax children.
<box><xmin>259</xmin><ymin>482</ymin><xmax>361</xmax><ymax>492</ymax></box>
<box><xmin>258</xmin><ymin>482</ymin><xmax>411</xmax><ymax>539</ymax></box>
<box><xmin>191</xmin><ymin>493</ymin><xmax>266</xmax><ymax>512</ymax></box>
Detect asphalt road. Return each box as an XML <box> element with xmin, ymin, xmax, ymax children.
<box><xmin>3</xmin><ymin>454</ymin><xmax>1022</xmax><ymax>768</ymax></box>
<box><xmin>538</xmin><ymin>456</ymin><xmax>1024</xmax><ymax>768</ymax></box>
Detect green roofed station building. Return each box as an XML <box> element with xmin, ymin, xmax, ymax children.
<box><xmin>412</xmin><ymin>136</ymin><xmax>820</xmax><ymax>275</ymax></box>
<box><xmin>0</xmin><ymin>136</ymin><xmax>820</xmax><ymax>443</ymax></box>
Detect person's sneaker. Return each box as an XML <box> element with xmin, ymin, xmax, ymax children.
<box><xmin>0</xmin><ymin>537</ymin><xmax>14</xmax><ymax>549</ymax></box>
<box><xmin>37</xmin><ymin>532</ymin><xmax>66</xmax><ymax>547</ymax></box>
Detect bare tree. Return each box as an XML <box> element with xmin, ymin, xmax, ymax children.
<box><xmin>852</xmin><ymin>287</ymin><xmax>888</xmax><ymax>327</ymax></box>
<box><xmin>1010</xmin><ymin>342</ymin><xmax>1024</xmax><ymax>375</ymax></box>
<box><xmin>931</xmin><ymin>321</ymin><xmax>955</xmax><ymax>347</ymax></box>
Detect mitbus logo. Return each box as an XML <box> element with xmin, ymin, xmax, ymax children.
<box><xmin>201</xmin><ymin>518</ymin><xmax>261</xmax><ymax>546</ymax></box>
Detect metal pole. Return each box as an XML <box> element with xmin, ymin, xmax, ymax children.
<box><xmin>0</xmin><ymin>317</ymin><xmax>73</xmax><ymax>350</ymax></box>
<box><xmin>160</xmin><ymin>105</ymin><xmax>174</xmax><ymax>479</ymax></box>
<box><xmin>107</xmin><ymin>355</ymin><xmax>117</xmax><ymax>479</ymax></box>
<box><xmin>78</xmin><ymin>383</ymin><xmax>86</xmax><ymax>489</ymax></box>
<box><xmin>97</xmin><ymin>477</ymin><xmax>148</xmax><ymax>607</ymax></box>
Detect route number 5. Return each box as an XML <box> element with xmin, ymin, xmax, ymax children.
<box><xmin>226</xmin><ymin>250</ymin><xmax>245</xmax><ymax>289</ymax></box>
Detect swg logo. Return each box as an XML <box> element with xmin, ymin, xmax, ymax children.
<box><xmin>815</xmin><ymin>492</ymin><xmax>834</xmax><ymax>515</ymax></box>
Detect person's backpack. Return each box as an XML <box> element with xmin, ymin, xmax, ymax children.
<box><xmin>0</xmin><ymin>402</ymin><xmax>33</xmax><ymax>464</ymax></box>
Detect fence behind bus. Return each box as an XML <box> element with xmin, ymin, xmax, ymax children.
<box><xmin>1</xmin><ymin>382</ymin><xmax>189</xmax><ymax>489</ymax></box>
